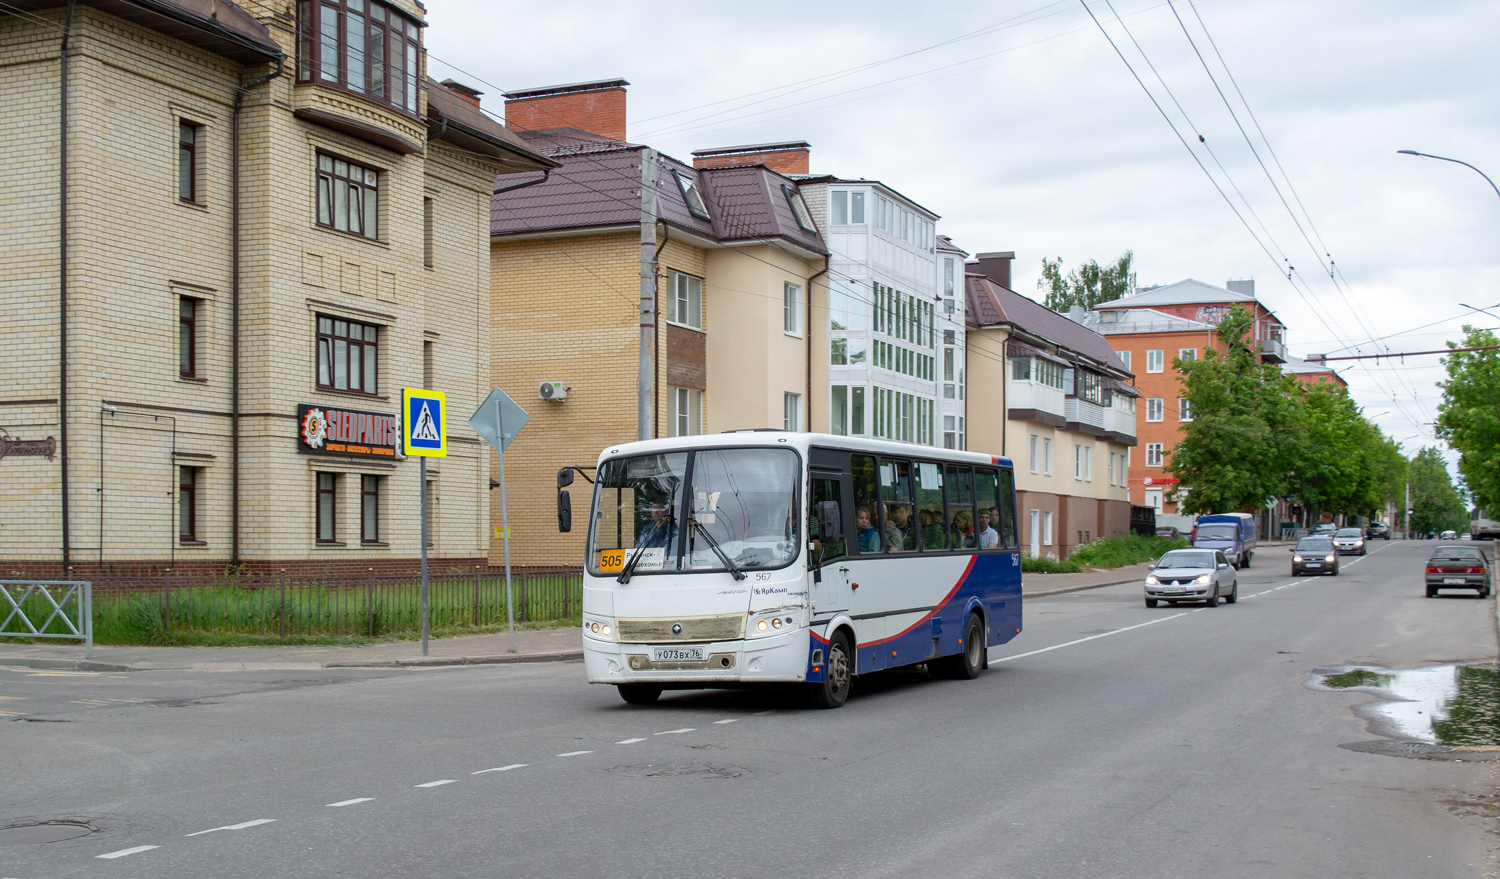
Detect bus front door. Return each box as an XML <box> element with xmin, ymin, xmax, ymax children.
<box><xmin>809</xmin><ymin>474</ymin><xmax>851</xmax><ymax>615</ymax></box>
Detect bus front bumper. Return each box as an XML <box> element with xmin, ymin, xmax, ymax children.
<box><xmin>584</xmin><ymin>629</ymin><xmax>808</xmax><ymax>685</ymax></box>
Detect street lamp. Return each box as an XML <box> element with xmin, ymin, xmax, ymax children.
<box><xmin>1397</xmin><ymin>150</ymin><xmax>1500</xmax><ymax>203</ymax></box>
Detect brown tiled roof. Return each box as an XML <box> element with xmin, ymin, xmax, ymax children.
<box><xmin>936</xmin><ymin>235</ymin><xmax>968</xmax><ymax>257</ymax></box>
<box><xmin>966</xmin><ymin>273</ymin><xmax>1129</xmax><ymax>374</ymax></box>
<box><xmin>6</xmin><ymin>0</ymin><xmax>282</xmax><ymax>62</ymax></box>
<box><xmin>492</xmin><ymin>144</ymin><xmax>826</xmax><ymax>255</ymax></box>
<box><xmin>425</xmin><ymin>79</ymin><xmax>557</xmax><ymax>173</ymax></box>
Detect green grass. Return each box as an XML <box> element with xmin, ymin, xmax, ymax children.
<box><xmin>1021</xmin><ymin>554</ymin><xmax>1083</xmax><ymax>574</ymax></box>
<box><xmin>1067</xmin><ymin>533</ymin><xmax>1190</xmax><ymax>569</ymax></box>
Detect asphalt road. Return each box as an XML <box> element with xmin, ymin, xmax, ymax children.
<box><xmin>4</xmin><ymin>539</ymin><xmax>1497</xmax><ymax>878</ymax></box>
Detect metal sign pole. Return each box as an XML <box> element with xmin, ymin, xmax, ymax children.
<box><xmin>420</xmin><ymin>455</ymin><xmax>429</xmax><ymax>656</ymax></box>
<box><xmin>498</xmin><ymin>396</ymin><xmax>515</xmax><ymax>652</ymax></box>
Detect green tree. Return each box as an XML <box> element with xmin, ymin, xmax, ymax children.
<box><xmin>1038</xmin><ymin>250</ymin><xmax>1136</xmax><ymax>312</ymax></box>
<box><xmin>1293</xmin><ymin>385</ymin><xmax>1407</xmax><ymax>519</ymax></box>
<box><xmin>1435</xmin><ymin>326</ymin><xmax>1500</xmax><ymax>511</ymax></box>
<box><xmin>1407</xmin><ymin>447</ymin><xmax>1467</xmax><ymax>535</ymax></box>
<box><xmin>1166</xmin><ymin>307</ymin><xmax>1304</xmax><ymax>513</ymax></box>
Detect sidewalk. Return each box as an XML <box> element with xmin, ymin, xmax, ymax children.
<box><xmin>0</xmin><ymin>556</ymin><xmax>1236</xmax><ymax>673</ymax></box>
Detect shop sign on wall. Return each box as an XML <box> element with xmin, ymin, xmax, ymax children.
<box><xmin>0</xmin><ymin>427</ymin><xmax>57</xmax><ymax>462</ymax></box>
<box><xmin>297</xmin><ymin>405</ymin><xmax>403</xmax><ymax>459</ymax></box>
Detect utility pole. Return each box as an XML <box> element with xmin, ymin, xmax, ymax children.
<box><xmin>1405</xmin><ymin>480</ymin><xmax>1411</xmax><ymax>540</ymax></box>
<box><xmin>638</xmin><ymin>149</ymin><xmax>659</xmax><ymax>441</ymax></box>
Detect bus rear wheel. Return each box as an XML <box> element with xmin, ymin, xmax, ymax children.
<box><xmin>808</xmin><ymin>632</ymin><xmax>852</xmax><ymax>709</ymax></box>
<box><xmin>617</xmin><ymin>684</ymin><xmax>662</xmax><ymax>705</ymax></box>
<box><xmin>935</xmin><ymin>613</ymin><xmax>985</xmax><ymax>680</ymax></box>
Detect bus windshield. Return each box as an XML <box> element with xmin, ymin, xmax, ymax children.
<box><xmin>589</xmin><ymin>447</ymin><xmax>800</xmax><ymax>577</ymax></box>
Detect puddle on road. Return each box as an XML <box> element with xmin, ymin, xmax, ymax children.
<box><xmin>1313</xmin><ymin>663</ymin><xmax>1500</xmax><ymax>747</ymax></box>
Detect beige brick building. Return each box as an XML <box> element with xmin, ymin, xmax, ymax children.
<box><xmin>490</xmin><ymin>81</ymin><xmax>829</xmax><ymax>567</ymax></box>
<box><xmin>0</xmin><ymin>0</ymin><xmax>555</xmax><ymax>583</ymax></box>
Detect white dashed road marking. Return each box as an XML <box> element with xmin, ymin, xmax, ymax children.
<box><xmin>556</xmin><ymin>750</ymin><xmax>593</xmax><ymax>757</ymax></box>
<box><xmin>654</xmin><ymin>728</ymin><xmax>694</xmax><ymax>736</ymax></box>
<box><xmin>713</xmin><ymin>719</ymin><xmax>738</xmax><ymax>725</ymax></box>
<box><xmin>994</xmin><ymin>613</ymin><xmax>1188</xmax><ymax>663</ymax></box>
<box><xmin>415</xmin><ymin>780</ymin><xmax>456</xmax><ymax>788</ymax></box>
<box><xmin>616</xmin><ymin>737</ymin><xmax>646</xmax><ymax>744</ymax></box>
<box><xmin>473</xmin><ymin>764</ymin><xmax>527</xmax><ymax>774</ymax></box>
<box><xmin>96</xmin><ymin>845</ymin><xmax>159</xmax><ymax>859</ymax></box>
<box><xmin>326</xmin><ymin>798</ymin><xmax>374</xmax><ymax>807</ymax></box>
<box><xmin>186</xmin><ymin>819</ymin><xmax>275</xmax><ymax>837</ymax></box>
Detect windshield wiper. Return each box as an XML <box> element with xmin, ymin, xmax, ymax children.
<box><xmin>617</xmin><ymin>542</ymin><xmax>650</xmax><ymax>584</ymax></box>
<box><xmin>691</xmin><ymin>517</ymin><xmax>746</xmax><ymax>580</ymax></box>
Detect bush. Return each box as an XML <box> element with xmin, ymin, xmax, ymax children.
<box><xmin>1022</xmin><ymin>554</ymin><xmax>1082</xmax><ymax>574</ymax></box>
<box><xmin>1067</xmin><ymin>533</ymin><xmax>1189</xmax><ymax>569</ymax></box>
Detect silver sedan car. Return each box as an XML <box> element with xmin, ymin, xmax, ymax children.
<box><xmin>1144</xmin><ymin>548</ymin><xmax>1239</xmax><ymax>608</ymax></box>
<box><xmin>1333</xmin><ymin>528</ymin><xmax>1367</xmax><ymax>555</ymax></box>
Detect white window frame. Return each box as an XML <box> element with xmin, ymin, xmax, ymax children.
<box><xmin>1178</xmin><ymin>397</ymin><xmax>1193</xmax><ymax>422</ymax></box>
<box><xmin>666</xmin><ymin>270</ymin><xmax>703</xmax><ymax>330</ymax></box>
<box><xmin>1043</xmin><ymin>438</ymin><xmax>1053</xmax><ymax>475</ymax></box>
<box><xmin>1146</xmin><ymin>348</ymin><xmax>1164</xmax><ymax>373</ymax></box>
<box><xmin>784</xmin><ymin>282</ymin><xmax>802</xmax><ymax>336</ymax></box>
<box><xmin>668</xmin><ymin>386</ymin><xmax>702</xmax><ymax>437</ymax></box>
<box><xmin>1074</xmin><ymin>444</ymin><xmax>1083</xmax><ymax>480</ymax></box>
<box><xmin>1084</xmin><ymin>447</ymin><xmax>1092</xmax><ymax>482</ymax></box>
<box><xmin>784</xmin><ymin>392</ymin><xmax>801</xmax><ymax>431</ymax></box>
<box><xmin>1115</xmin><ymin>349</ymin><xmax>1131</xmax><ymax>371</ymax></box>
<box><xmin>1145</xmin><ymin>442</ymin><xmax>1164</xmax><ymax>467</ymax></box>
<box><xmin>1044</xmin><ymin>511</ymin><xmax>1054</xmax><ymax>547</ymax></box>
<box><xmin>1178</xmin><ymin>347</ymin><xmax>1197</xmax><ymax>363</ymax></box>
<box><xmin>1029</xmin><ymin>434</ymin><xmax>1039</xmax><ymax>474</ymax></box>
<box><xmin>1146</xmin><ymin>398</ymin><xmax>1164</xmax><ymax>422</ymax></box>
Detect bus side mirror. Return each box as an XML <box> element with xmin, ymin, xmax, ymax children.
<box><xmin>558</xmin><ymin>490</ymin><xmax>572</xmax><ymax>533</ymax></box>
<box><xmin>557</xmin><ymin>468</ymin><xmax>574</xmax><ymax>489</ymax></box>
<box><xmin>815</xmin><ymin>501</ymin><xmax>842</xmax><ymax>542</ymax></box>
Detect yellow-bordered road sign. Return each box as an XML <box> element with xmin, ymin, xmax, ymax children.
<box><xmin>401</xmin><ymin>388</ymin><xmax>446</xmax><ymax>458</ymax></box>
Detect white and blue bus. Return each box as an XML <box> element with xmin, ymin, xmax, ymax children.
<box><xmin>557</xmin><ymin>431</ymin><xmax>1023</xmax><ymax>708</ymax></box>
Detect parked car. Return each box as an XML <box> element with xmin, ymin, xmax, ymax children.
<box><xmin>1155</xmin><ymin>526</ymin><xmax>1180</xmax><ymax>539</ymax></box>
<box><xmin>1193</xmin><ymin>513</ymin><xmax>1257</xmax><ymax>568</ymax></box>
<box><xmin>1144</xmin><ymin>549</ymin><xmax>1238</xmax><ymax>607</ymax></box>
<box><xmin>1440</xmin><ymin>530</ymin><xmax>1459</xmax><ymax>541</ymax></box>
<box><xmin>1333</xmin><ymin>527</ymin><xmax>1368</xmax><ymax>555</ymax></box>
<box><xmin>1291</xmin><ymin>537</ymin><xmax>1339</xmax><ymax>576</ymax></box>
<box><xmin>1425</xmin><ymin>545</ymin><xmax>1491</xmax><ymax>598</ymax></box>
<box><xmin>1366</xmin><ymin>521</ymin><xmax>1391</xmax><ymax>540</ymax></box>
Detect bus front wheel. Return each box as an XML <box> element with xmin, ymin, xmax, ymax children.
<box><xmin>617</xmin><ymin>684</ymin><xmax>662</xmax><ymax>705</ymax></box>
<box><xmin>807</xmin><ymin>632</ymin><xmax>853</xmax><ymax>709</ymax></box>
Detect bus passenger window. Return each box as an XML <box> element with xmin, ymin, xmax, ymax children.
<box><xmin>945</xmin><ymin>464</ymin><xmax>976</xmax><ymax>551</ymax></box>
<box><xmin>879</xmin><ymin>458</ymin><xmax>915</xmax><ymax>552</ymax></box>
<box><xmin>974</xmin><ymin>468</ymin><xmax>1001</xmax><ymax>550</ymax></box>
<box><xmin>997</xmin><ymin>469</ymin><xmax>1020</xmax><ymax>549</ymax></box>
<box><xmin>852</xmin><ymin>455</ymin><xmax>881</xmax><ymax>555</ymax></box>
<box><xmin>915</xmin><ymin>461</ymin><xmax>947</xmax><ymax>551</ymax></box>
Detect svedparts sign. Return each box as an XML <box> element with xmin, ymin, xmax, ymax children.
<box><xmin>297</xmin><ymin>405</ymin><xmax>402</xmax><ymax>459</ymax></box>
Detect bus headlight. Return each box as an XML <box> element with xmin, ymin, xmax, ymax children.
<box><xmin>749</xmin><ymin>612</ymin><xmax>799</xmax><ymax>638</ymax></box>
<box><xmin>584</xmin><ymin>617</ymin><xmax>616</xmax><ymax>641</ymax></box>
<box><xmin>756</xmin><ymin>620</ymin><xmax>769</xmax><ymax>632</ymax></box>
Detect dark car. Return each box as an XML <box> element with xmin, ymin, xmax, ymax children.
<box><xmin>1291</xmin><ymin>537</ymin><xmax>1339</xmax><ymax>576</ymax></box>
<box><xmin>1366</xmin><ymin>521</ymin><xmax>1391</xmax><ymax>540</ymax></box>
<box><xmin>1155</xmin><ymin>526</ymin><xmax>1180</xmax><ymax>539</ymax></box>
<box><xmin>1425</xmin><ymin>545</ymin><xmax>1491</xmax><ymax>598</ymax></box>
<box><xmin>1311</xmin><ymin>523</ymin><xmax>1338</xmax><ymax>537</ymax></box>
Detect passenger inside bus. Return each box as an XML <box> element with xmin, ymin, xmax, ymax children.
<box><xmin>978</xmin><ymin>509</ymin><xmax>1000</xmax><ymax>549</ymax></box>
<box><xmin>635</xmin><ymin>501</ymin><xmax>677</xmax><ymax>549</ymax></box>
<box><xmin>855</xmin><ymin>507</ymin><xmax>880</xmax><ymax>553</ymax></box>
<box><xmin>918</xmin><ymin>508</ymin><xmax>946</xmax><ymax>551</ymax></box>
<box><xmin>884</xmin><ymin>503</ymin><xmax>914</xmax><ymax>552</ymax></box>
<box><xmin>952</xmin><ymin>509</ymin><xmax>976</xmax><ymax>548</ymax></box>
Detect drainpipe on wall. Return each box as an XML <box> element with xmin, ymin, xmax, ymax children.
<box><xmin>230</xmin><ymin>56</ymin><xmax>284</xmax><ymax>567</ymax></box>
<box><xmin>637</xmin><ymin>149</ymin><xmax>659</xmax><ymax>441</ymax></box>
<box><xmin>58</xmin><ymin>0</ymin><xmax>76</xmax><ymax>572</ymax></box>
<box><xmin>806</xmin><ymin>259</ymin><xmax>829</xmax><ymax>432</ymax></box>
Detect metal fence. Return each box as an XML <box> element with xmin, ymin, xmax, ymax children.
<box><xmin>1</xmin><ymin>580</ymin><xmax>93</xmax><ymax>656</ymax></box>
<box><xmin>90</xmin><ymin>569</ymin><xmax>581</xmax><ymax>639</ymax></box>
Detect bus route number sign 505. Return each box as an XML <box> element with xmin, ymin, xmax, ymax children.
<box><xmin>597</xmin><ymin>549</ymin><xmax>626</xmax><ymax>573</ymax></box>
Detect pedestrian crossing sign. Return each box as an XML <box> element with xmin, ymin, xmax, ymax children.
<box><xmin>401</xmin><ymin>389</ymin><xmax>446</xmax><ymax>458</ymax></box>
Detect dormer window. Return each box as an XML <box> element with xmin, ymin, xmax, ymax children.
<box><xmin>297</xmin><ymin>0</ymin><xmax>422</xmax><ymax>116</ymax></box>
<box><xmin>675</xmin><ymin>170</ymin><xmax>710</xmax><ymax>220</ymax></box>
<box><xmin>783</xmin><ymin>185</ymin><xmax>816</xmax><ymax>233</ymax></box>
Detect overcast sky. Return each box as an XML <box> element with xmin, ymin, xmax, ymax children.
<box><xmin>426</xmin><ymin>0</ymin><xmax>1498</xmax><ymax>472</ymax></box>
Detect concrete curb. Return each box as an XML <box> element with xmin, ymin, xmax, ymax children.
<box><xmin>323</xmin><ymin>650</ymin><xmax>584</xmax><ymax>669</ymax></box>
<box><xmin>0</xmin><ymin>657</ymin><xmax>133</xmax><ymax>672</ymax></box>
<box><xmin>1025</xmin><ymin>576</ymin><xmax>1143</xmax><ymax>599</ymax></box>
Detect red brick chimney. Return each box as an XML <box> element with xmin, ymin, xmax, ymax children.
<box><xmin>503</xmin><ymin>79</ymin><xmax>629</xmax><ymax>140</ymax></box>
<box><xmin>970</xmin><ymin>251</ymin><xmax>1016</xmax><ymax>290</ymax></box>
<box><xmin>438</xmin><ymin>78</ymin><xmax>483</xmax><ymax>108</ymax></box>
<box><xmin>691</xmin><ymin>142</ymin><xmax>811</xmax><ymax>176</ymax></box>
